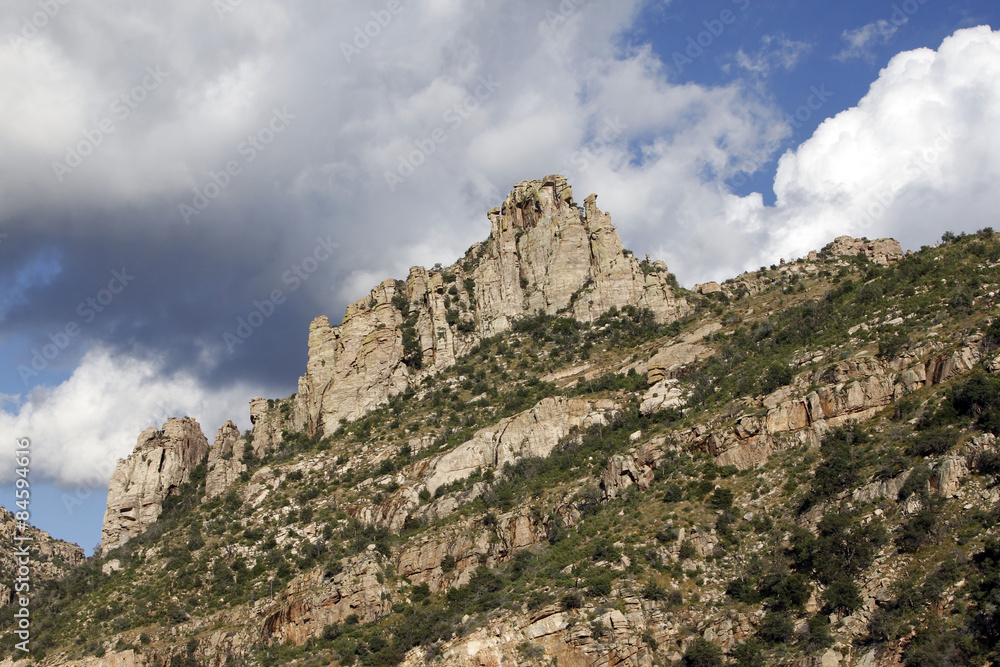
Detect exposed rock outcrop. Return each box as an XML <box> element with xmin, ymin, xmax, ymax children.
<box><xmin>420</xmin><ymin>396</ymin><xmax>618</xmax><ymax>495</ymax></box>
<box><xmin>249</xmin><ymin>396</ymin><xmax>297</xmax><ymax>455</ymax></box>
<box><xmin>822</xmin><ymin>236</ymin><xmax>904</xmax><ymax>266</ymax></box>
<box><xmin>0</xmin><ymin>508</ymin><xmax>84</xmax><ymax>607</ymax></box>
<box><xmin>260</xmin><ymin>550</ymin><xmax>393</xmax><ymax>646</ymax></box>
<box><xmin>359</xmin><ymin>396</ymin><xmax>621</xmax><ymax>531</ymax></box>
<box><xmin>100</xmin><ymin>417</ymin><xmax>209</xmax><ymax>555</ymax></box>
<box><xmin>204</xmin><ymin>420</ymin><xmax>246</xmax><ymax>499</ymax></box>
<box><xmin>291</xmin><ymin>175</ymin><xmax>689</xmax><ymax>437</ymax></box>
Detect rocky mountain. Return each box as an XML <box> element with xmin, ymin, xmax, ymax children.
<box><xmin>292</xmin><ymin>175</ymin><xmax>689</xmax><ymax>437</ymax></box>
<box><xmin>100</xmin><ymin>417</ymin><xmax>210</xmax><ymax>555</ymax></box>
<box><xmin>6</xmin><ymin>177</ymin><xmax>1000</xmax><ymax>667</ymax></box>
<box><xmin>0</xmin><ymin>508</ymin><xmax>84</xmax><ymax>608</ymax></box>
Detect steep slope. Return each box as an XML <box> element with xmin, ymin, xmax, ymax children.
<box><xmin>292</xmin><ymin>175</ymin><xmax>689</xmax><ymax>436</ymax></box>
<box><xmin>100</xmin><ymin>417</ymin><xmax>209</xmax><ymax>555</ymax></box>
<box><xmin>0</xmin><ymin>508</ymin><xmax>84</xmax><ymax>608</ymax></box>
<box><xmin>11</xmin><ymin>184</ymin><xmax>1000</xmax><ymax>667</ymax></box>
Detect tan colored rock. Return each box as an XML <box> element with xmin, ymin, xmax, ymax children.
<box><xmin>0</xmin><ymin>507</ymin><xmax>84</xmax><ymax>601</ymax></box>
<box><xmin>646</xmin><ymin>341</ymin><xmax>713</xmax><ymax>384</ymax></box>
<box><xmin>693</xmin><ymin>281</ymin><xmax>723</xmax><ymax>295</ymax></box>
<box><xmin>931</xmin><ymin>456</ymin><xmax>969</xmax><ymax>497</ymax></box>
<box><xmin>420</xmin><ymin>396</ymin><xmax>618</xmax><ymax>496</ymax></box>
<box><xmin>204</xmin><ymin>420</ymin><xmax>246</xmax><ymax>499</ymax></box>
<box><xmin>640</xmin><ymin>378</ymin><xmax>687</xmax><ymax>415</ymax></box>
<box><xmin>852</xmin><ymin>470</ymin><xmax>911</xmax><ymax>504</ymax></box>
<box><xmin>601</xmin><ymin>438</ymin><xmax>663</xmax><ymax>499</ymax></box>
<box><xmin>823</xmin><ymin>236</ymin><xmax>904</xmax><ymax>265</ymax></box>
<box><xmin>260</xmin><ymin>551</ymin><xmax>393</xmax><ymax>646</ymax></box>
<box><xmin>249</xmin><ymin>397</ymin><xmax>297</xmax><ymax>456</ymax></box>
<box><xmin>291</xmin><ymin>175</ymin><xmax>689</xmax><ymax>436</ymax></box>
<box><xmin>100</xmin><ymin>417</ymin><xmax>209</xmax><ymax>555</ymax></box>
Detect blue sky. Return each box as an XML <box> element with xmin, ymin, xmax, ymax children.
<box><xmin>2</xmin><ymin>0</ymin><xmax>999</xmax><ymax>553</ymax></box>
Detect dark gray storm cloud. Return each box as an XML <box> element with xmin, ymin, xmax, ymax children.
<box><xmin>2</xmin><ymin>2</ymin><xmax>999</xmax><ymax>487</ymax></box>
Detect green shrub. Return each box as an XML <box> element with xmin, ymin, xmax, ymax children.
<box><xmin>758</xmin><ymin>610</ymin><xmax>794</xmax><ymax>644</ymax></box>
<box><xmin>561</xmin><ymin>593</ymin><xmax>582</xmax><ymax>610</ymax></box>
<box><xmin>823</xmin><ymin>578</ymin><xmax>862</xmax><ymax>614</ymax></box>
<box><xmin>682</xmin><ymin>637</ymin><xmax>724</xmax><ymax>666</ymax></box>
<box><xmin>585</xmin><ymin>572</ymin><xmax>612</xmax><ymax>597</ymax></box>
<box><xmin>805</xmin><ymin>614</ymin><xmax>833</xmax><ymax>651</ymax></box>
<box><xmin>731</xmin><ymin>640</ymin><xmax>765</xmax><ymax>667</ymax></box>
<box><xmin>427</xmin><ymin>554</ymin><xmax>453</xmax><ymax>577</ymax></box>
<box><xmin>708</xmin><ymin>487</ymin><xmax>734</xmax><ymax>511</ymax></box>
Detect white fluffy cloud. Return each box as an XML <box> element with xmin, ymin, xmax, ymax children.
<box><xmin>3</xmin><ymin>2</ymin><xmax>1000</xmax><ymax>494</ymax></box>
<box><xmin>745</xmin><ymin>25</ymin><xmax>1000</xmax><ymax>267</ymax></box>
<box><xmin>734</xmin><ymin>35</ymin><xmax>811</xmax><ymax>75</ymax></box>
<box><xmin>0</xmin><ymin>345</ymin><xmax>262</xmax><ymax>486</ymax></box>
<box><xmin>836</xmin><ymin>19</ymin><xmax>904</xmax><ymax>62</ymax></box>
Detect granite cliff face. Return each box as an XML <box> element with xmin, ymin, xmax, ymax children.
<box><xmin>100</xmin><ymin>417</ymin><xmax>209</xmax><ymax>554</ymax></box>
<box><xmin>63</xmin><ymin>181</ymin><xmax>1000</xmax><ymax>667</ymax></box>
<box><xmin>204</xmin><ymin>420</ymin><xmax>246</xmax><ymax>499</ymax></box>
<box><xmin>293</xmin><ymin>175</ymin><xmax>689</xmax><ymax>436</ymax></box>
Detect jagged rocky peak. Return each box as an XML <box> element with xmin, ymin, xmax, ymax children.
<box><xmin>100</xmin><ymin>417</ymin><xmax>209</xmax><ymax>555</ymax></box>
<box><xmin>290</xmin><ymin>175</ymin><xmax>690</xmax><ymax>437</ymax></box>
<box><xmin>476</xmin><ymin>175</ymin><xmax>688</xmax><ymax>332</ymax></box>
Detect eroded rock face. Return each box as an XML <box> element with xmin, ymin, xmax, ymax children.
<box><xmin>260</xmin><ymin>551</ymin><xmax>393</xmax><ymax>646</ymax></box>
<box><xmin>359</xmin><ymin>396</ymin><xmax>621</xmax><ymax>531</ymax></box>
<box><xmin>602</xmin><ymin>342</ymin><xmax>987</xmax><ymax>505</ymax></box>
<box><xmin>0</xmin><ymin>508</ymin><xmax>84</xmax><ymax>607</ymax></box>
<box><xmin>291</xmin><ymin>175</ymin><xmax>689</xmax><ymax>437</ymax></box>
<box><xmin>421</xmin><ymin>396</ymin><xmax>618</xmax><ymax>495</ymax></box>
<box><xmin>823</xmin><ymin>236</ymin><xmax>904</xmax><ymax>266</ymax></box>
<box><xmin>100</xmin><ymin>417</ymin><xmax>209</xmax><ymax>555</ymax></box>
<box><xmin>204</xmin><ymin>420</ymin><xmax>246</xmax><ymax>499</ymax></box>
<box><xmin>709</xmin><ymin>342</ymin><xmax>982</xmax><ymax>470</ymax></box>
